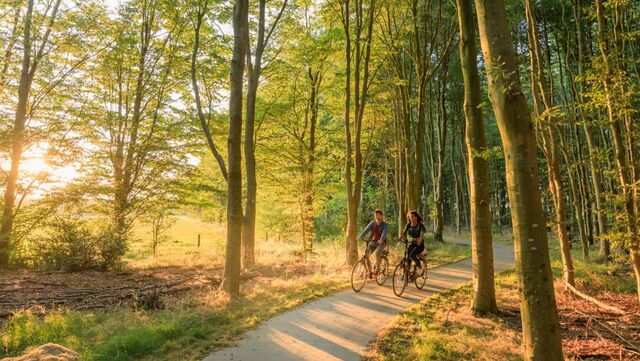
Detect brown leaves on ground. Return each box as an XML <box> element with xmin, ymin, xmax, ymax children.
<box><xmin>555</xmin><ymin>279</ymin><xmax>640</xmax><ymax>361</ymax></box>
<box><xmin>498</xmin><ymin>279</ymin><xmax>640</xmax><ymax>360</ymax></box>
<box><xmin>0</xmin><ymin>261</ymin><xmax>340</xmax><ymax>319</ymax></box>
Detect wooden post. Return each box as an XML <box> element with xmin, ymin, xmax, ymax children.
<box><xmin>197</xmin><ymin>234</ymin><xmax>201</xmax><ymax>248</ymax></box>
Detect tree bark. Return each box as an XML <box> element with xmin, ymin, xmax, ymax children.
<box><xmin>456</xmin><ymin>0</ymin><xmax>498</xmax><ymax>315</ymax></box>
<box><xmin>0</xmin><ymin>0</ymin><xmax>61</xmax><ymax>266</ymax></box>
<box><xmin>473</xmin><ymin>0</ymin><xmax>564</xmax><ymax>358</ymax></box>
<box><xmin>342</xmin><ymin>0</ymin><xmax>376</xmax><ymax>265</ymax></box>
<box><xmin>223</xmin><ymin>0</ymin><xmax>248</xmax><ymax>295</ymax></box>
<box><xmin>0</xmin><ymin>0</ymin><xmax>34</xmax><ymax>266</ymax></box>
<box><xmin>242</xmin><ymin>0</ymin><xmax>287</xmax><ymax>269</ymax></box>
<box><xmin>594</xmin><ymin>0</ymin><xmax>640</xmax><ymax>303</ymax></box>
<box><xmin>191</xmin><ymin>2</ymin><xmax>228</xmax><ymax>182</ymax></box>
<box><xmin>523</xmin><ymin>0</ymin><xmax>576</xmax><ymax>286</ymax></box>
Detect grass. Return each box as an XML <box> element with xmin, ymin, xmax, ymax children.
<box><xmin>447</xmin><ymin>229</ymin><xmax>514</xmax><ymax>246</ymax></box>
<box><xmin>364</xmin><ymin>271</ymin><xmax>523</xmax><ymax>361</ymax></box>
<box><xmin>1</xmin><ymin>270</ymin><xmax>350</xmax><ymax>360</ymax></box>
<box><xmin>365</xmin><ymin>242</ymin><xmax>637</xmax><ymax>361</ymax></box>
<box><xmin>1</xmin><ymin>216</ymin><xmax>472</xmax><ymax>360</ymax></box>
<box><xmin>127</xmin><ymin>215</ymin><xmax>228</xmax><ymax>269</ymax></box>
<box><xmin>549</xmin><ymin>244</ymin><xmax>637</xmax><ymax>294</ymax></box>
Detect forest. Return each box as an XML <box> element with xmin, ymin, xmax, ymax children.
<box><xmin>0</xmin><ymin>0</ymin><xmax>639</xmax><ymax>360</ymax></box>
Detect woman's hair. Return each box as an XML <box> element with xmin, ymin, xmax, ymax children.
<box><xmin>407</xmin><ymin>210</ymin><xmax>423</xmax><ymax>224</ymax></box>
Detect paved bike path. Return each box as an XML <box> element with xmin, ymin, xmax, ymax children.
<box><xmin>203</xmin><ymin>241</ymin><xmax>515</xmax><ymax>361</ymax></box>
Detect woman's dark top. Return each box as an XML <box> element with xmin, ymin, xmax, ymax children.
<box><xmin>403</xmin><ymin>222</ymin><xmax>426</xmax><ymax>240</ymax></box>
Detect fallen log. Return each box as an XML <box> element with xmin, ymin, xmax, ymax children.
<box><xmin>563</xmin><ymin>280</ymin><xmax>626</xmax><ymax>315</ymax></box>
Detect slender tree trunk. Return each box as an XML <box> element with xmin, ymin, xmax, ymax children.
<box><xmin>456</xmin><ymin>0</ymin><xmax>498</xmax><ymax>315</ymax></box>
<box><xmin>191</xmin><ymin>5</ymin><xmax>228</xmax><ymax>182</ymax></box>
<box><xmin>301</xmin><ymin>68</ymin><xmax>321</xmax><ymax>254</ymax></box>
<box><xmin>0</xmin><ymin>0</ymin><xmax>34</xmax><ymax>266</ymax></box>
<box><xmin>0</xmin><ymin>0</ymin><xmax>61</xmax><ymax>266</ymax></box>
<box><xmin>474</xmin><ymin>0</ymin><xmax>564</xmax><ymax>358</ymax></box>
<box><xmin>524</xmin><ymin>0</ymin><xmax>576</xmax><ymax>286</ymax></box>
<box><xmin>242</xmin><ymin>0</ymin><xmax>264</xmax><ymax>270</ymax></box>
<box><xmin>242</xmin><ymin>0</ymin><xmax>287</xmax><ymax>269</ymax></box>
<box><xmin>342</xmin><ymin>0</ymin><xmax>375</xmax><ymax>265</ymax></box>
<box><xmin>223</xmin><ymin>0</ymin><xmax>248</xmax><ymax>295</ymax></box>
<box><xmin>433</xmin><ymin>63</ymin><xmax>449</xmax><ymax>242</ymax></box>
<box><xmin>595</xmin><ymin>0</ymin><xmax>640</xmax><ymax>303</ymax></box>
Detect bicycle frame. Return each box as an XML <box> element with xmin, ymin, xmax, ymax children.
<box><xmin>359</xmin><ymin>239</ymin><xmax>388</xmax><ymax>277</ymax></box>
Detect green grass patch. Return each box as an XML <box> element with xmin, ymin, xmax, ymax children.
<box><xmin>549</xmin><ymin>244</ymin><xmax>637</xmax><ymax>293</ymax></box>
<box><xmin>365</xmin><ymin>274</ymin><xmax>522</xmax><ymax>361</ymax></box>
<box><xmin>427</xmin><ymin>241</ymin><xmax>472</xmax><ymax>267</ymax></box>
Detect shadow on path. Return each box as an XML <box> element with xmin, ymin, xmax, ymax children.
<box><xmin>203</xmin><ymin>242</ymin><xmax>515</xmax><ymax>361</ymax></box>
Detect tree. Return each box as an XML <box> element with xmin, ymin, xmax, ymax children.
<box><xmin>0</xmin><ymin>0</ymin><xmax>63</xmax><ymax>266</ymax></box>
<box><xmin>455</xmin><ymin>0</ymin><xmax>497</xmax><ymax>315</ymax></box>
<box><xmin>222</xmin><ymin>0</ymin><xmax>248</xmax><ymax>295</ymax></box>
<box><xmin>338</xmin><ymin>0</ymin><xmax>378</xmax><ymax>265</ymax></box>
<box><xmin>523</xmin><ymin>0</ymin><xmax>576</xmax><ymax>285</ymax></box>
<box><xmin>473</xmin><ymin>0</ymin><xmax>564</xmax><ymax>359</ymax></box>
<box><xmin>82</xmin><ymin>0</ymin><xmax>189</xmax><ymax>255</ymax></box>
<box><xmin>243</xmin><ymin>0</ymin><xmax>288</xmax><ymax>269</ymax></box>
<box><xmin>594</xmin><ymin>0</ymin><xmax>640</xmax><ymax>303</ymax></box>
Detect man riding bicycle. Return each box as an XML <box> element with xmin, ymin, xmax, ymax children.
<box><xmin>358</xmin><ymin>209</ymin><xmax>388</xmax><ymax>275</ymax></box>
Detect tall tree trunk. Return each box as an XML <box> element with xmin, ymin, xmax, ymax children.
<box><xmin>433</xmin><ymin>62</ymin><xmax>449</xmax><ymax>242</ymax></box>
<box><xmin>523</xmin><ymin>0</ymin><xmax>576</xmax><ymax>286</ymax></box>
<box><xmin>342</xmin><ymin>0</ymin><xmax>375</xmax><ymax>265</ymax></box>
<box><xmin>456</xmin><ymin>0</ymin><xmax>498</xmax><ymax>315</ymax></box>
<box><xmin>242</xmin><ymin>0</ymin><xmax>287</xmax><ymax>269</ymax></box>
<box><xmin>474</xmin><ymin>0</ymin><xmax>564</xmax><ymax>359</ymax></box>
<box><xmin>572</xmin><ymin>0</ymin><xmax>608</xmax><ymax>257</ymax></box>
<box><xmin>0</xmin><ymin>0</ymin><xmax>34</xmax><ymax>266</ymax></box>
<box><xmin>223</xmin><ymin>0</ymin><xmax>248</xmax><ymax>295</ymax></box>
<box><xmin>594</xmin><ymin>0</ymin><xmax>640</xmax><ymax>303</ymax></box>
<box><xmin>301</xmin><ymin>67</ymin><xmax>322</xmax><ymax>254</ymax></box>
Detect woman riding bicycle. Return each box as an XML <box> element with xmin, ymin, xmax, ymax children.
<box><xmin>402</xmin><ymin>210</ymin><xmax>426</xmax><ymax>279</ymax></box>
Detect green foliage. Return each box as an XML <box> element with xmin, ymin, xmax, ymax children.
<box><xmin>19</xmin><ymin>217</ymin><xmax>126</xmax><ymax>271</ymax></box>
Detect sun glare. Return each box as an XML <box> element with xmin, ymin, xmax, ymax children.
<box><xmin>1</xmin><ymin>142</ymin><xmax>80</xmax><ymax>195</ymax></box>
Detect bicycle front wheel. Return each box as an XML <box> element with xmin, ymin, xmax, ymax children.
<box><xmin>392</xmin><ymin>262</ymin><xmax>408</xmax><ymax>297</ymax></box>
<box><xmin>351</xmin><ymin>259</ymin><xmax>367</xmax><ymax>292</ymax></box>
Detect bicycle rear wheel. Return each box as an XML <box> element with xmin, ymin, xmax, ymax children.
<box><xmin>351</xmin><ymin>259</ymin><xmax>367</xmax><ymax>292</ymax></box>
<box><xmin>392</xmin><ymin>262</ymin><xmax>408</xmax><ymax>297</ymax></box>
<box><xmin>375</xmin><ymin>256</ymin><xmax>389</xmax><ymax>285</ymax></box>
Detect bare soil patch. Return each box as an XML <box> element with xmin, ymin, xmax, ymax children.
<box><xmin>0</xmin><ymin>262</ymin><xmax>329</xmax><ymax>319</ymax></box>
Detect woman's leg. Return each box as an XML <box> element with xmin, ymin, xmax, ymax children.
<box><xmin>409</xmin><ymin>243</ymin><xmax>424</xmax><ymax>273</ymax></box>
<box><xmin>407</xmin><ymin>243</ymin><xmax>417</xmax><ymax>271</ymax></box>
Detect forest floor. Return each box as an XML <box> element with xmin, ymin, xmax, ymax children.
<box><xmin>364</xmin><ymin>246</ymin><xmax>640</xmax><ymax>361</ymax></box>
<box><xmin>0</xmin><ymin>227</ymin><xmax>470</xmax><ymax>360</ymax></box>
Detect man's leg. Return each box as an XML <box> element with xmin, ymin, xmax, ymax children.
<box><xmin>373</xmin><ymin>242</ymin><xmax>384</xmax><ymax>272</ymax></box>
<box><xmin>366</xmin><ymin>241</ymin><xmax>377</xmax><ymax>274</ymax></box>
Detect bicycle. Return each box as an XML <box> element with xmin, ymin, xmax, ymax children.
<box><xmin>350</xmin><ymin>239</ymin><xmax>390</xmax><ymax>292</ymax></box>
<box><xmin>392</xmin><ymin>237</ymin><xmax>427</xmax><ymax>297</ymax></box>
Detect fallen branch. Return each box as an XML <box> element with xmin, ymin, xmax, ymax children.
<box><xmin>563</xmin><ymin>280</ymin><xmax>626</xmax><ymax>315</ymax></box>
<box><xmin>575</xmin><ymin>309</ymin><xmax>640</xmax><ymax>354</ymax></box>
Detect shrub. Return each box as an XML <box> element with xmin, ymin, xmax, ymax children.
<box><xmin>26</xmin><ymin>218</ymin><xmax>127</xmax><ymax>271</ymax></box>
